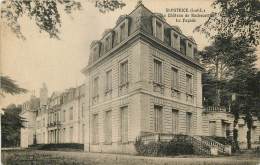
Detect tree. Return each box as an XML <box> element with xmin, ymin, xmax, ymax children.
<box><xmin>0</xmin><ymin>75</ymin><xmax>27</xmax><ymax>96</ymax></box>
<box><xmin>1</xmin><ymin>0</ymin><xmax>126</xmax><ymax>39</ymax></box>
<box><xmin>1</xmin><ymin>104</ymin><xmax>25</xmax><ymax>147</ymax></box>
<box><xmin>200</xmin><ymin>35</ymin><xmax>258</xmax><ymax>150</ymax></box>
<box><xmin>195</xmin><ymin>0</ymin><xmax>260</xmax><ymax>46</ymax></box>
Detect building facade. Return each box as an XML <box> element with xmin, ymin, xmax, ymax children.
<box><xmin>20</xmin><ymin>84</ymin><xmax>86</xmax><ymax>147</ymax></box>
<box><xmin>82</xmin><ymin>3</ymin><xmax>204</xmax><ymax>153</ymax></box>
<box><xmin>20</xmin><ymin>3</ymin><xmax>260</xmax><ymax>153</ymax></box>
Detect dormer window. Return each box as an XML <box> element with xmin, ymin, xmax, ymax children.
<box><xmin>153</xmin><ymin>17</ymin><xmax>164</xmax><ymax>41</ymax></box>
<box><xmin>171</xmin><ymin>31</ymin><xmax>180</xmax><ymax>51</ymax></box>
<box><xmin>180</xmin><ymin>38</ymin><xmax>186</xmax><ymax>55</ymax></box>
<box><xmin>104</xmin><ymin>36</ymin><xmax>112</xmax><ymax>52</ymax></box>
<box><xmin>120</xmin><ymin>23</ymin><xmax>126</xmax><ymax>42</ymax></box>
<box><xmin>156</xmin><ymin>21</ymin><xmax>162</xmax><ymax>40</ymax></box>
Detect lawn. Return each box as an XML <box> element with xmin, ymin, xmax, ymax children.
<box><xmin>2</xmin><ymin>149</ymin><xmax>260</xmax><ymax>165</ymax></box>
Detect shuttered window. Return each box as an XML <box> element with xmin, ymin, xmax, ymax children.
<box><xmin>120</xmin><ymin>61</ymin><xmax>128</xmax><ymax>85</ymax></box>
<box><xmin>153</xmin><ymin>59</ymin><xmax>162</xmax><ymax>84</ymax></box>
<box><xmin>120</xmin><ymin>107</ymin><xmax>128</xmax><ymax>143</ymax></box>
<box><xmin>154</xmin><ymin>105</ymin><xmax>163</xmax><ymax>132</ymax></box>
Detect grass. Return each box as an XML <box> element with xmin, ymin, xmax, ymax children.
<box><xmin>1</xmin><ymin>149</ymin><xmax>260</xmax><ymax>165</ymax></box>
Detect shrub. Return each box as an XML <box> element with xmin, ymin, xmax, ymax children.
<box><xmin>134</xmin><ymin>136</ymin><xmax>194</xmax><ymax>156</ymax></box>
<box><xmin>29</xmin><ymin>143</ymin><xmax>84</xmax><ymax>151</ymax></box>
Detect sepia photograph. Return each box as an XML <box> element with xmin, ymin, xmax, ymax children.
<box><xmin>0</xmin><ymin>0</ymin><xmax>260</xmax><ymax>164</ymax></box>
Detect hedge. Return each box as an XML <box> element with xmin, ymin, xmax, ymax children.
<box><xmin>134</xmin><ymin>136</ymin><xmax>194</xmax><ymax>156</ymax></box>
<box><xmin>29</xmin><ymin>143</ymin><xmax>84</xmax><ymax>151</ymax></box>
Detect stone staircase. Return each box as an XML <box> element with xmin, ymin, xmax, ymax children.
<box><xmin>140</xmin><ymin>132</ymin><xmax>231</xmax><ymax>155</ymax></box>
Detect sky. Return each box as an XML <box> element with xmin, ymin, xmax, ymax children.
<box><xmin>1</xmin><ymin>0</ymin><xmax>259</xmax><ymax>109</ymax></box>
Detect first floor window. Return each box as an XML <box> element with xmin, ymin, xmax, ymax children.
<box><xmin>171</xmin><ymin>68</ymin><xmax>179</xmax><ymax>89</ymax></box>
<box><xmin>154</xmin><ymin>105</ymin><xmax>163</xmax><ymax>132</ymax></box>
<box><xmin>120</xmin><ymin>107</ymin><xmax>128</xmax><ymax>143</ymax></box>
<box><xmin>92</xmin><ymin>114</ymin><xmax>99</xmax><ymax>144</ymax></box>
<box><xmin>186</xmin><ymin>74</ymin><xmax>193</xmax><ymax>94</ymax></box>
<box><xmin>153</xmin><ymin>59</ymin><xmax>162</xmax><ymax>84</ymax></box>
<box><xmin>120</xmin><ymin>61</ymin><xmax>128</xmax><ymax>86</ymax></box>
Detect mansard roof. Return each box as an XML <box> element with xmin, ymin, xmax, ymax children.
<box><xmin>83</xmin><ymin>3</ymin><xmax>203</xmax><ymax>72</ymax></box>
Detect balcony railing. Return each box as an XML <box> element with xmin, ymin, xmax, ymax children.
<box><xmin>204</xmin><ymin>106</ymin><xmax>227</xmax><ymax>112</ymax></box>
<box><xmin>47</xmin><ymin>121</ymin><xmax>61</xmax><ymax>128</ymax></box>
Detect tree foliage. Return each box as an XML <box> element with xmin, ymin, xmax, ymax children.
<box><xmin>0</xmin><ymin>75</ymin><xmax>27</xmax><ymax>96</ymax></box>
<box><xmin>1</xmin><ymin>0</ymin><xmax>126</xmax><ymax>39</ymax></box>
<box><xmin>195</xmin><ymin>0</ymin><xmax>260</xmax><ymax>46</ymax></box>
<box><xmin>1</xmin><ymin>104</ymin><xmax>25</xmax><ymax>147</ymax></box>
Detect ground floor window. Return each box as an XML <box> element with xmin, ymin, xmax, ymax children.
<box><xmin>120</xmin><ymin>106</ymin><xmax>128</xmax><ymax>143</ymax></box>
<box><xmin>172</xmin><ymin>109</ymin><xmax>178</xmax><ymax>134</ymax></box>
<box><xmin>209</xmin><ymin>121</ymin><xmax>216</xmax><ymax>136</ymax></box>
<box><xmin>154</xmin><ymin>105</ymin><xmax>163</xmax><ymax>133</ymax></box>
<box><xmin>186</xmin><ymin>112</ymin><xmax>192</xmax><ymax>135</ymax></box>
<box><xmin>104</xmin><ymin>110</ymin><xmax>112</xmax><ymax>144</ymax></box>
<box><xmin>92</xmin><ymin>114</ymin><xmax>99</xmax><ymax>144</ymax></box>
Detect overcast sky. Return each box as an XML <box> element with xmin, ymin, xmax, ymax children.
<box><xmin>1</xmin><ymin>0</ymin><xmax>259</xmax><ymax>109</ymax></box>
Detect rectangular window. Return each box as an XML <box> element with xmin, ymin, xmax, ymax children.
<box><xmin>154</xmin><ymin>105</ymin><xmax>163</xmax><ymax>132</ymax></box>
<box><xmin>93</xmin><ymin>77</ymin><xmax>99</xmax><ymax>97</ymax></box>
<box><xmin>82</xmin><ymin>124</ymin><xmax>85</xmax><ymax>143</ymax></box>
<box><xmin>186</xmin><ymin>113</ymin><xmax>192</xmax><ymax>135</ymax></box>
<box><xmin>180</xmin><ymin>39</ymin><xmax>186</xmax><ymax>55</ymax></box>
<box><xmin>104</xmin><ymin>110</ymin><xmax>112</xmax><ymax>144</ymax></box>
<box><xmin>69</xmin><ymin>126</ymin><xmax>73</xmax><ymax>143</ymax></box>
<box><xmin>209</xmin><ymin>121</ymin><xmax>216</xmax><ymax>136</ymax></box>
<box><xmin>63</xmin><ymin>110</ymin><xmax>66</xmax><ymax>122</ymax></box>
<box><xmin>186</xmin><ymin>74</ymin><xmax>193</xmax><ymax>94</ymax></box>
<box><xmin>69</xmin><ymin>107</ymin><xmax>73</xmax><ymax>120</ymax></box>
<box><xmin>120</xmin><ymin>107</ymin><xmax>128</xmax><ymax>143</ymax></box>
<box><xmin>120</xmin><ymin>23</ymin><xmax>126</xmax><ymax>42</ymax></box>
<box><xmin>156</xmin><ymin>21</ymin><xmax>163</xmax><ymax>40</ymax></box>
<box><xmin>82</xmin><ymin>103</ymin><xmax>85</xmax><ymax>119</ymax></box>
<box><xmin>62</xmin><ymin>128</ymin><xmax>66</xmax><ymax>143</ymax></box>
<box><xmin>172</xmin><ymin>110</ymin><xmax>178</xmax><ymax>134</ymax></box>
<box><xmin>105</xmin><ymin>70</ymin><xmax>112</xmax><ymax>91</ymax></box>
<box><xmin>171</xmin><ymin>67</ymin><xmax>179</xmax><ymax>90</ymax></box>
<box><xmin>105</xmin><ymin>37</ymin><xmax>111</xmax><ymax>52</ymax></box>
<box><xmin>120</xmin><ymin>61</ymin><xmax>128</xmax><ymax>86</ymax></box>
<box><xmin>92</xmin><ymin>114</ymin><xmax>99</xmax><ymax>144</ymax></box>
<box><xmin>153</xmin><ymin>59</ymin><xmax>162</xmax><ymax>84</ymax></box>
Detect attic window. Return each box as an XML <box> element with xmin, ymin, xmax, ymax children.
<box><xmin>120</xmin><ymin>23</ymin><xmax>126</xmax><ymax>42</ymax></box>
<box><xmin>188</xmin><ymin>43</ymin><xmax>192</xmax><ymax>48</ymax></box>
<box><xmin>156</xmin><ymin>21</ymin><xmax>163</xmax><ymax>40</ymax></box>
<box><xmin>174</xmin><ymin>33</ymin><xmax>178</xmax><ymax>39</ymax></box>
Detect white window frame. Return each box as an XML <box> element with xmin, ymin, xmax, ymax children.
<box><xmin>119</xmin><ymin>60</ymin><xmax>128</xmax><ymax>87</ymax></box>
<box><xmin>153</xmin><ymin>58</ymin><xmax>163</xmax><ymax>85</ymax></box>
